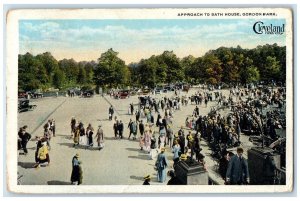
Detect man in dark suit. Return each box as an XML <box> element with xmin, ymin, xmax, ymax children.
<box><xmin>18</xmin><ymin>126</ymin><xmax>31</xmax><ymax>155</ymax></box>
<box><xmin>226</xmin><ymin>147</ymin><xmax>250</xmax><ymax>185</ymax></box>
<box><xmin>109</xmin><ymin>105</ymin><xmax>114</xmax><ymax>121</ymax></box>
<box><xmin>118</xmin><ymin>120</ymin><xmax>124</xmax><ymax>139</ymax></box>
<box><xmin>139</xmin><ymin>120</ymin><xmax>144</xmax><ymax>136</ymax></box>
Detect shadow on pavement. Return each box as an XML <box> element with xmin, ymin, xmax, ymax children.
<box><xmin>59</xmin><ymin>143</ymin><xmax>103</xmax><ymax>151</ymax></box>
<box><xmin>58</xmin><ymin>142</ymin><xmax>74</xmax><ymax>148</ymax></box>
<box><xmin>47</xmin><ymin>180</ymin><xmax>71</xmax><ymax>185</ymax></box>
<box><xmin>128</xmin><ymin>155</ymin><xmax>151</xmax><ymax>160</ymax></box>
<box><xmin>18</xmin><ymin>162</ymin><xmax>36</xmax><ymax>169</ymax></box>
<box><xmin>125</xmin><ymin>147</ymin><xmax>141</xmax><ymax>152</ymax></box>
<box><xmin>129</xmin><ymin>175</ymin><xmax>144</xmax><ymax>181</ymax></box>
<box><xmin>104</xmin><ymin>137</ymin><xmax>119</xmax><ymax>141</ymax></box>
<box><xmin>97</xmin><ymin>118</ymin><xmax>109</xmax><ymax>122</ymax></box>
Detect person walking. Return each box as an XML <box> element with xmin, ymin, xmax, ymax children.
<box><xmin>73</xmin><ymin>126</ymin><xmax>80</xmax><ymax>147</ymax></box>
<box><xmin>86</xmin><ymin>123</ymin><xmax>94</xmax><ymax>148</ymax></box>
<box><xmin>95</xmin><ymin>125</ymin><xmax>104</xmax><ymax>150</ymax></box>
<box><xmin>139</xmin><ymin>120</ymin><xmax>145</xmax><ymax>136</ymax></box>
<box><xmin>78</xmin><ymin>122</ymin><xmax>85</xmax><ymax>146</ymax></box>
<box><xmin>18</xmin><ymin>126</ymin><xmax>31</xmax><ymax>155</ymax></box>
<box><xmin>150</xmin><ymin>133</ymin><xmax>157</xmax><ymax>160</ymax></box>
<box><xmin>71</xmin><ymin>153</ymin><xmax>83</xmax><ymax>185</ymax></box>
<box><xmin>70</xmin><ymin>117</ymin><xmax>76</xmax><ymax>136</ymax></box>
<box><xmin>113</xmin><ymin>120</ymin><xmax>119</xmax><ymax>139</ymax></box>
<box><xmin>50</xmin><ymin>119</ymin><xmax>56</xmax><ymax>137</ymax></box>
<box><xmin>109</xmin><ymin>105</ymin><xmax>114</xmax><ymax>121</ymax></box>
<box><xmin>128</xmin><ymin>119</ymin><xmax>133</xmax><ymax>139</ymax></box>
<box><xmin>144</xmin><ymin>126</ymin><xmax>151</xmax><ymax>153</ymax></box>
<box><xmin>172</xmin><ymin>140</ymin><xmax>181</xmax><ymax>165</ymax></box>
<box><xmin>155</xmin><ymin>147</ymin><xmax>168</xmax><ymax>183</ymax></box>
<box><xmin>118</xmin><ymin>120</ymin><xmax>124</xmax><ymax>139</ymax></box>
<box><xmin>226</xmin><ymin>147</ymin><xmax>250</xmax><ymax>185</ymax></box>
<box><xmin>33</xmin><ymin>139</ymin><xmax>50</xmax><ymax>168</ymax></box>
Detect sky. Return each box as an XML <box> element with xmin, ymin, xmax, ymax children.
<box><xmin>19</xmin><ymin>19</ymin><xmax>286</xmax><ymax>64</ymax></box>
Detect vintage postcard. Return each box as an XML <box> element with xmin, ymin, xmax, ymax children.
<box><xmin>6</xmin><ymin>8</ymin><xmax>293</xmax><ymax>193</ymax></box>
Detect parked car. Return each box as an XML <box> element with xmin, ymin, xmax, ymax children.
<box><xmin>28</xmin><ymin>91</ymin><xmax>43</xmax><ymax>99</ymax></box>
<box><xmin>183</xmin><ymin>85</ymin><xmax>190</xmax><ymax>92</ymax></box>
<box><xmin>155</xmin><ymin>88</ymin><xmax>162</xmax><ymax>94</ymax></box>
<box><xmin>116</xmin><ymin>90</ymin><xmax>130</xmax><ymax>99</ymax></box>
<box><xmin>18</xmin><ymin>99</ymin><xmax>37</xmax><ymax>113</ymax></box>
<box><xmin>82</xmin><ymin>90</ymin><xmax>94</xmax><ymax>98</ymax></box>
<box><xmin>18</xmin><ymin>91</ymin><xmax>27</xmax><ymax>99</ymax></box>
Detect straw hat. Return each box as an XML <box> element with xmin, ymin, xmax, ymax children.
<box><xmin>75</xmin><ymin>153</ymin><xmax>80</xmax><ymax>158</ymax></box>
<box><xmin>180</xmin><ymin>154</ymin><xmax>188</xmax><ymax>161</ymax></box>
<box><xmin>144</xmin><ymin>175</ymin><xmax>151</xmax><ymax>180</ymax></box>
<box><xmin>161</xmin><ymin>147</ymin><xmax>166</xmax><ymax>152</ymax></box>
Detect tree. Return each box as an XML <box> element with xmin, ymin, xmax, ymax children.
<box><xmin>262</xmin><ymin>56</ymin><xmax>281</xmax><ymax>82</ymax></box>
<box><xmin>181</xmin><ymin>55</ymin><xmax>196</xmax><ymax>83</ymax></box>
<box><xmin>94</xmin><ymin>48</ymin><xmax>127</xmax><ymax>88</ymax></box>
<box><xmin>52</xmin><ymin>68</ymin><xmax>66</xmax><ymax>89</ymax></box>
<box><xmin>202</xmin><ymin>54</ymin><xmax>222</xmax><ymax>85</ymax></box>
<box><xmin>138</xmin><ymin>58</ymin><xmax>157</xmax><ymax>88</ymax></box>
<box><xmin>160</xmin><ymin>51</ymin><xmax>184</xmax><ymax>83</ymax></box>
<box><xmin>245</xmin><ymin>66</ymin><xmax>260</xmax><ymax>83</ymax></box>
<box><xmin>84</xmin><ymin>61</ymin><xmax>96</xmax><ymax>84</ymax></box>
<box><xmin>58</xmin><ymin>59</ymin><xmax>79</xmax><ymax>84</ymax></box>
<box><xmin>36</xmin><ymin>52</ymin><xmax>59</xmax><ymax>84</ymax></box>
<box><xmin>77</xmin><ymin>67</ymin><xmax>87</xmax><ymax>85</ymax></box>
<box><xmin>18</xmin><ymin>53</ymin><xmax>45</xmax><ymax>91</ymax></box>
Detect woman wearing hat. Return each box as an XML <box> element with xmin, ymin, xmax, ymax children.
<box><xmin>155</xmin><ymin>147</ymin><xmax>168</xmax><ymax>183</ymax></box>
<box><xmin>144</xmin><ymin>127</ymin><xmax>151</xmax><ymax>153</ymax></box>
<box><xmin>143</xmin><ymin>175</ymin><xmax>151</xmax><ymax>185</ymax></box>
<box><xmin>71</xmin><ymin>153</ymin><xmax>83</xmax><ymax>185</ymax></box>
<box><xmin>33</xmin><ymin>140</ymin><xmax>50</xmax><ymax>168</ymax></box>
<box><xmin>73</xmin><ymin>126</ymin><xmax>80</xmax><ymax>147</ymax></box>
<box><xmin>86</xmin><ymin>123</ymin><xmax>94</xmax><ymax>148</ymax></box>
<box><xmin>172</xmin><ymin>140</ymin><xmax>181</xmax><ymax>165</ymax></box>
<box><xmin>95</xmin><ymin>125</ymin><xmax>104</xmax><ymax>150</ymax></box>
<box><xmin>150</xmin><ymin>133</ymin><xmax>157</xmax><ymax>160</ymax></box>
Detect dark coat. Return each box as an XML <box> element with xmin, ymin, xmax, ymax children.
<box><xmin>226</xmin><ymin>155</ymin><xmax>249</xmax><ymax>184</ymax></box>
<box><xmin>143</xmin><ymin>180</ymin><xmax>150</xmax><ymax>185</ymax></box>
<box><xmin>71</xmin><ymin>157</ymin><xmax>83</xmax><ymax>184</ymax></box>
<box><xmin>18</xmin><ymin>131</ymin><xmax>31</xmax><ymax>142</ymax></box>
<box><xmin>167</xmin><ymin>177</ymin><xmax>182</xmax><ymax>185</ymax></box>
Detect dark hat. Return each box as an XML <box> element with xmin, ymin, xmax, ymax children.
<box><xmin>168</xmin><ymin>170</ymin><xmax>175</xmax><ymax>177</ymax></box>
<box><xmin>237</xmin><ymin>147</ymin><xmax>244</xmax><ymax>153</ymax></box>
<box><xmin>199</xmin><ymin>153</ymin><xmax>205</xmax><ymax>160</ymax></box>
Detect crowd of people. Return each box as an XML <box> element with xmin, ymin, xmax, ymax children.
<box><xmin>17</xmin><ymin>84</ymin><xmax>286</xmax><ymax>185</ymax></box>
<box><xmin>71</xmin><ymin>117</ymin><xmax>105</xmax><ymax>150</ymax></box>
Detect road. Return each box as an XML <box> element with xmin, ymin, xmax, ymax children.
<box><xmin>17</xmin><ymin>88</ymin><xmax>255</xmax><ymax>185</ymax></box>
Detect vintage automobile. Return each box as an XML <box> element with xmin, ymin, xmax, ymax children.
<box><xmin>27</xmin><ymin>91</ymin><xmax>43</xmax><ymax>99</ymax></box>
<box><xmin>182</xmin><ymin>84</ymin><xmax>190</xmax><ymax>92</ymax></box>
<box><xmin>82</xmin><ymin>90</ymin><xmax>94</xmax><ymax>98</ymax></box>
<box><xmin>155</xmin><ymin>88</ymin><xmax>162</xmax><ymax>94</ymax></box>
<box><xmin>18</xmin><ymin>99</ymin><xmax>37</xmax><ymax>113</ymax></box>
<box><xmin>18</xmin><ymin>90</ymin><xmax>27</xmax><ymax>99</ymax></box>
<box><xmin>137</xmin><ymin>88</ymin><xmax>151</xmax><ymax>95</ymax></box>
<box><xmin>115</xmin><ymin>90</ymin><xmax>130</xmax><ymax>99</ymax></box>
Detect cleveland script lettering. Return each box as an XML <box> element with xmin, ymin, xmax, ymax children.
<box><xmin>253</xmin><ymin>21</ymin><xmax>285</xmax><ymax>35</ymax></box>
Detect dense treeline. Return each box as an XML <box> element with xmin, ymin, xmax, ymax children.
<box><xmin>18</xmin><ymin>43</ymin><xmax>285</xmax><ymax>91</ymax></box>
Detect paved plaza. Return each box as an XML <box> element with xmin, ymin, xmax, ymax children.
<box><xmin>17</xmin><ymin>88</ymin><xmax>255</xmax><ymax>185</ymax></box>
